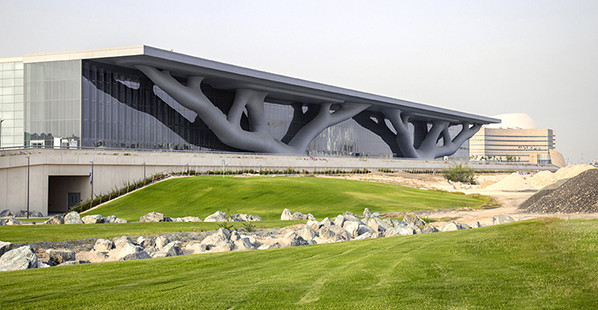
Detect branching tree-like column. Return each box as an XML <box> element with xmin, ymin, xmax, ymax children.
<box><xmin>136</xmin><ymin>65</ymin><xmax>369</xmax><ymax>154</ymax></box>
<box><xmin>353</xmin><ymin>109</ymin><xmax>481</xmax><ymax>159</ymax></box>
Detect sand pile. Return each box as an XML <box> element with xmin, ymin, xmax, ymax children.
<box><xmin>528</xmin><ymin>170</ymin><xmax>557</xmax><ymax>188</ymax></box>
<box><xmin>520</xmin><ymin>169</ymin><xmax>598</xmax><ymax>213</ymax></box>
<box><xmin>554</xmin><ymin>164</ymin><xmax>595</xmax><ymax>179</ymax></box>
<box><xmin>484</xmin><ymin>173</ymin><xmax>535</xmax><ymax>192</ymax></box>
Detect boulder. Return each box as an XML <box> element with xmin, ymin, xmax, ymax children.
<box><xmin>116</xmin><ymin>243</ymin><xmax>150</xmax><ymax>261</ymax></box>
<box><xmin>342</xmin><ymin>211</ymin><xmax>360</xmax><ymax>222</ymax></box>
<box><xmin>16</xmin><ymin>210</ymin><xmax>43</xmax><ymax>217</ymax></box>
<box><xmin>493</xmin><ymin>214</ymin><xmax>515</xmax><ymax>225</ymax></box>
<box><xmin>317</xmin><ymin>225</ymin><xmax>351</xmax><ymax>243</ymax></box>
<box><xmin>421</xmin><ymin>224</ymin><xmax>439</xmax><ymax>233</ymax></box>
<box><xmin>357</xmin><ymin>224</ymin><xmax>375</xmax><ymax>236</ymax></box>
<box><xmin>204</xmin><ymin>211</ymin><xmax>228</xmax><ymax>222</ymax></box>
<box><xmin>384</xmin><ymin>226</ymin><xmax>416</xmax><ymax>237</ymax></box>
<box><xmin>366</xmin><ymin>218</ymin><xmax>390</xmax><ymax>232</ymax></box>
<box><xmin>200</xmin><ymin>228</ymin><xmax>234</xmax><ymax>252</ymax></box>
<box><xmin>320</xmin><ymin>217</ymin><xmax>333</xmax><ymax>227</ymax></box>
<box><xmin>104</xmin><ymin>215</ymin><xmax>117</xmax><ymax>223</ymax></box>
<box><xmin>44</xmin><ymin>214</ymin><xmax>64</xmax><ymax>225</ymax></box>
<box><xmin>230</xmin><ymin>214</ymin><xmax>262</xmax><ymax>222</ymax></box>
<box><xmin>440</xmin><ymin>222</ymin><xmax>463</xmax><ymax>232</ymax></box>
<box><xmin>354</xmin><ymin>232</ymin><xmax>375</xmax><ymax>240</ymax></box>
<box><xmin>46</xmin><ymin>249</ymin><xmax>76</xmax><ymax>266</ymax></box>
<box><xmin>0</xmin><ymin>241</ymin><xmax>13</xmax><ymax>257</ymax></box>
<box><xmin>58</xmin><ymin>260</ymin><xmax>90</xmax><ymax>266</ymax></box>
<box><xmin>182</xmin><ymin>216</ymin><xmax>203</xmax><ymax>222</ymax></box>
<box><xmin>296</xmin><ymin>225</ymin><xmax>316</xmax><ymax>241</ymax></box>
<box><xmin>403</xmin><ymin>215</ymin><xmax>427</xmax><ymax>228</ymax></box>
<box><xmin>0</xmin><ymin>246</ymin><xmax>38</xmax><ymax>271</ymax></box>
<box><xmin>363</xmin><ymin>208</ymin><xmax>373</xmax><ymax>218</ymax></box>
<box><xmin>82</xmin><ymin>214</ymin><xmax>105</xmax><ymax>224</ymax></box>
<box><xmin>5</xmin><ymin>217</ymin><xmax>20</xmax><ymax>225</ymax></box>
<box><xmin>113</xmin><ymin>236</ymin><xmax>134</xmax><ymax>249</ymax></box>
<box><xmin>139</xmin><ymin>211</ymin><xmax>169</xmax><ymax>223</ymax></box>
<box><xmin>281</xmin><ymin>208</ymin><xmax>293</xmax><ymax>220</ymax></box>
<box><xmin>94</xmin><ymin>239</ymin><xmax>114</xmax><ymax>252</ymax></box>
<box><xmin>137</xmin><ymin>236</ymin><xmax>155</xmax><ymax>249</ymax></box>
<box><xmin>0</xmin><ymin>209</ymin><xmax>13</xmax><ymax>217</ymax></box>
<box><xmin>0</xmin><ymin>219</ymin><xmax>4</xmax><ymax>226</ymax></box>
<box><xmin>113</xmin><ymin>218</ymin><xmax>128</xmax><ymax>224</ymax></box>
<box><xmin>292</xmin><ymin>212</ymin><xmax>309</xmax><ymax>220</ymax></box>
<box><xmin>37</xmin><ymin>261</ymin><xmax>51</xmax><ymax>268</ymax></box>
<box><xmin>334</xmin><ymin>215</ymin><xmax>346</xmax><ymax>227</ymax></box>
<box><xmin>306</xmin><ymin>219</ymin><xmax>322</xmax><ymax>231</ymax></box>
<box><xmin>456</xmin><ymin>223</ymin><xmax>471</xmax><ymax>230</ymax></box>
<box><xmin>64</xmin><ymin>211</ymin><xmax>84</xmax><ymax>224</ymax></box>
<box><xmin>153</xmin><ymin>241</ymin><xmax>183</xmax><ymax>258</ymax></box>
<box><xmin>232</xmin><ymin>235</ymin><xmax>257</xmax><ymax>250</ymax></box>
<box><xmin>155</xmin><ymin>236</ymin><xmax>170</xmax><ymax>250</ymax></box>
<box><xmin>342</xmin><ymin>221</ymin><xmax>361</xmax><ymax>238</ymax></box>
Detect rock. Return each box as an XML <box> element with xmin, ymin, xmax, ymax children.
<box><xmin>46</xmin><ymin>249</ymin><xmax>76</xmax><ymax>266</ymax></box>
<box><xmin>334</xmin><ymin>215</ymin><xmax>346</xmax><ymax>227</ymax></box>
<box><xmin>291</xmin><ymin>212</ymin><xmax>309</xmax><ymax>220</ymax></box>
<box><xmin>0</xmin><ymin>219</ymin><xmax>4</xmax><ymax>226</ymax></box>
<box><xmin>258</xmin><ymin>242</ymin><xmax>282</xmax><ymax>250</ymax></box>
<box><xmin>317</xmin><ymin>225</ymin><xmax>351</xmax><ymax>243</ymax></box>
<box><xmin>281</xmin><ymin>208</ymin><xmax>293</xmax><ymax>220</ymax></box>
<box><xmin>5</xmin><ymin>217</ymin><xmax>20</xmax><ymax>225</ymax></box>
<box><xmin>44</xmin><ymin>214</ymin><xmax>64</xmax><ymax>225</ymax></box>
<box><xmin>363</xmin><ymin>208</ymin><xmax>373</xmax><ymax>218</ymax></box>
<box><xmin>0</xmin><ymin>209</ymin><xmax>13</xmax><ymax>217</ymax></box>
<box><xmin>113</xmin><ymin>236</ymin><xmax>133</xmax><ymax>249</ymax></box>
<box><xmin>441</xmin><ymin>222</ymin><xmax>460</xmax><ymax>232</ymax></box>
<box><xmin>153</xmin><ymin>241</ymin><xmax>183</xmax><ymax>258</ymax></box>
<box><xmin>306</xmin><ymin>219</ymin><xmax>322</xmax><ymax>231</ymax></box>
<box><xmin>204</xmin><ymin>211</ymin><xmax>228</xmax><ymax>222</ymax></box>
<box><xmin>64</xmin><ymin>211</ymin><xmax>84</xmax><ymax>224</ymax></box>
<box><xmin>230</xmin><ymin>214</ymin><xmax>262</xmax><ymax>222</ymax></box>
<box><xmin>357</xmin><ymin>224</ymin><xmax>375</xmax><ymax>236</ymax></box>
<box><xmin>94</xmin><ymin>239</ymin><xmax>114</xmax><ymax>252</ymax></box>
<box><xmin>306</xmin><ymin>213</ymin><xmax>315</xmax><ymax>220</ymax></box>
<box><xmin>104</xmin><ymin>215</ymin><xmax>117</xmax><ymax>223</ymax></box>
<box><xmin>456</xmin><ymin>223</ymin><xmax>471</xmax><ymax>230</ymax></box>
<box><xmin>0</xmin><ymin>241</ymin><xmax>13</xmax><ymax>257</ymax></box>
<box><xmin>366</xmin><ymin>218</ymin><xmax>388</xmax><ymax>232</ymax></box>
<box><xmin>117</xmin><ymin>243</ymin><xmax>150</xmax><ymax>261</ymax></box>
<box><xmin>320</xmin><ymin>217</ymin><xmax>333</xmax><ymax>227</ymax></box>
<box><xmin>16</xmin><ymin>210</ymin><xmax>43</xmax><ymax>217</ymax></box>
<box><xmin>113</xmin><ymin>218</ymin><xmax>128</xmax><ymax>224</ymax></box>
<box><xmin>0</xmin><ymin>246</ymin><xmax>38</xmax><ymax>271</ymax></box>
<box><xmin>296</xmin><ymin>225</ymin><xmax>316</xmax><ymax>241</ymax></box>
<box><xmin>58</xmin><ymin>260</ymin><xmax>89</xmax><ymax>266</ymax></box>
<box><xmin>343</xmin><ymin>221</ymin><xmax>360</xmax><ymax>238</ymax></box>
<box><xmin>342</xmin><ymin>211</ymin><xmax>360</xmax><ymax>222</ymax></box>
<box><xmin>37</xmin><ymin>261</ymin><xmax>51</xmax><ymax>268</ymax></box>
<box><xmin>137</xmin><ymin>236</ymin><xmax>155</xmax><ymax>249</ymax></box>
<box><xmin>421</xmin><ymin>224</ymin><xmax>439</xmax><ymax>233</ymax></box>
<box><xmin>182</xmin><ymin>216</ymin><xmax>203</xmax><ymax>222</ymax></box>
<box><xmin>354</xmin><ymin>232</ymin><xmax>375</xmax><ymax>240</ymax></box>
<box><xmin>233</xmin><ymin>236</ymin><xmax>256</xmax><ymax>250</ymax></box>
<box><xmin>155</xmin><ymin>236</ymin><xmax>170</xmax><ymax>250</ymax></box>
<box><xmin>403</xmin><ymin>215</ymin><xmax>427</xmax><ymax>228</ymax></box>
<box><xmin>82</xmin><ymin>214</ymin><xmax>104</xmax><ymax>224</ymax></box>
<box><xmin>200</xmin><ymin>228</ymin><xmax>234</xmax><ymax>252</ymax></box>
<box><xmin>139</xmin><ymin>211</ymin><xmax>169</xmax><ymax>223</ymax></box>
<box><xmin>493</xmin><ymin>214</ymin><xmax>515</xmax><ymax>225</ymax></box>
<box><xmin>384</xmin><ymin>225</ymin><xmax>416</xmax><ymax>237</ymax></box>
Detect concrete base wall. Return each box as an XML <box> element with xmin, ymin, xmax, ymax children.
<box><xmin>0</xmin><ymin>148</ymin><xmax>557</xmax><ymax>216</ymax></box>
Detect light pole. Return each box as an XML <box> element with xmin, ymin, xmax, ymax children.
<box><xmin>26</xmin><ymin>156</ymin><xmax>30</xmax><ymax>219</ymax></box>
<box><xmin>90</xmin><ymin>160</ymin><xmax>94</xmax><ymax>199</ymax></box>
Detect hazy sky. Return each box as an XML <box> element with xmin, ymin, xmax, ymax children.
<box><xmin>2</xmin><ymin>0</ymin><xmax>597</xmax><ymax>163</ymax></box>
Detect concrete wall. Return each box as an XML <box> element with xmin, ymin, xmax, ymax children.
<box><xmin>0</xmin><ymin>148</ymin><xmax>557</xmax><ymax>216</ymax></box>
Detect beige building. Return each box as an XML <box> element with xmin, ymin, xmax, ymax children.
<box><xmin>469</xmin><ymin>113</ymin><xmax>565</xmax><ymax>167</ymax></box>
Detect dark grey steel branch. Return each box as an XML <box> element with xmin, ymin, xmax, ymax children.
<box><xmin>136</xmin><ymin>65</ymin><xmax>369</xmax><ymax>154</ymax></box>
<box><xmin>352</xmin><ymin>111</ymin><xmax>402</xmax><ymax>156</ymax></box>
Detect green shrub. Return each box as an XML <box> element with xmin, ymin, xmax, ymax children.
<box><xmin>443</xmin><ymin>163</ymin><xmax>476</xmax><ymax>184</ymax></box>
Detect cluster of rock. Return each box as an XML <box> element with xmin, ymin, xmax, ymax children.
<box><xmin>281</xmin><ymin>209</ymin><xmax>315</xmax><ymax>220</ymax></box>
<box><xmin>0</xmin><ymin>208</ymin><xmax>517</xmax><ymax>272</ymax></box>
<box><xmin>138</xmin><ymin>211</ymin><xmax>262</xmax><ymax>223</ymax></box>
<box><xmin>0</xmin><ymin>211</ymin><xmax>127</xmax><ymax>226</ymax></box>
<box><xmin>0</xmin><ymin>209</ymin><xmax>44</xmax><ymax>218</ymax></box>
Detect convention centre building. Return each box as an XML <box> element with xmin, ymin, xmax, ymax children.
<box><xmin>0</xmin><ymin>46</ymin><xmax>501</xmax><ymax>215</ymax></box>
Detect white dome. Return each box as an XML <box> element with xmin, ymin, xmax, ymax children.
<box><xmin>486</xmin><ymin>113</ymin><xmax>537</xmax><ymax>129</ymax></box>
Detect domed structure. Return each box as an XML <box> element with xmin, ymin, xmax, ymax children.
<box><xmin>486</xmin><ymin>113</ymin><xmax>537</xmax><ymax>129</ymax></box>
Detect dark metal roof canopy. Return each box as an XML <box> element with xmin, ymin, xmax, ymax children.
<box><xmin>97</xmin><ymin>45</ymin><xmax>498</xmax><ymax>125</ymax></box>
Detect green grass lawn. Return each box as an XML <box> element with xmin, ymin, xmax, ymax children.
<box><xmin>0</xmin><ymin>220</ymin><xmax>303</xmax><ymax>244</ymax></box>
<box><xmin>1</xmin><ymin>218</ymin><xmax>597</xmax><ymax>309</ymax></box>
<box><xmin>86</xmin><ymin>176</ymin><xmax>494</xmax><ymax>222</ymax></box>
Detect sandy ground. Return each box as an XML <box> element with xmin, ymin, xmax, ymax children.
<box><xmin>318</xmin><ymin>172</ymin><xmax>598</xmax><ymax>227</ymax></box>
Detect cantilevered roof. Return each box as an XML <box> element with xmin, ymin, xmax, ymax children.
<box><xmin>22</xmin><ymin>45</ymin><xmax>499</xmax><ymax>125</ymax></box>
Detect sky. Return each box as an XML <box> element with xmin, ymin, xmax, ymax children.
<box><xmin>2</xmin><ymin>0</ymin><xmax>597</xmax><ymax>163</ymax></box>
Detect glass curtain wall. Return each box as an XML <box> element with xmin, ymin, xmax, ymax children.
<box><xmin>24</xmin><ymin>60</ymin><xmax>81</xmax><ymax>147</ymax></box>
<box><xmin>0</xmin><ymin>61</ymin><xmax>24</xmax><ymax>147</ymax></box>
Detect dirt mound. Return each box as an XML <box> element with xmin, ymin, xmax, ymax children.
<box><xmin>520</xmin><ymin>169</ymin><xmax>598</xmax><ymax>213</ymax></box>
<box><xmin>554</xmin><ymin>164</ymin><xmax>595</xmax><ymax>179</ymax></box>
<box><xmin>529</xmin><ymin>170</ymin><xmax>557</xmax><ymax>188</ymax></box>
<box><xmin>484</xmin><ymin>173</ymin><xmax>535</xmax><ymax>192</ymax></box>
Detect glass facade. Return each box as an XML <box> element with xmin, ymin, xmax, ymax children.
<box><xmin>0</xmin><ymin>60</ymin><xmax>24</xmax><ymax>148</ymax></box>
<box><xmin>24</xmin><ymin>60</ymin><xmax>81</xmax><ymax>147</ymax></box>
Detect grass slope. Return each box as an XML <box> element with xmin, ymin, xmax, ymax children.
<box><xmin>88</xmin><ymin>176</ymin><xmax>492</xmax><ymax>221</ymax></box>
<box><xmin>1</xmin><ymin>219</ymin><xmax>597</xmax><ymax>309</ymax></box>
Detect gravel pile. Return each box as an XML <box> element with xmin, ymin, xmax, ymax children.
<box><xmin>520</xmin><ymin>169</ymin><xmax>598</xmax><ymax>213</ymax></box>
